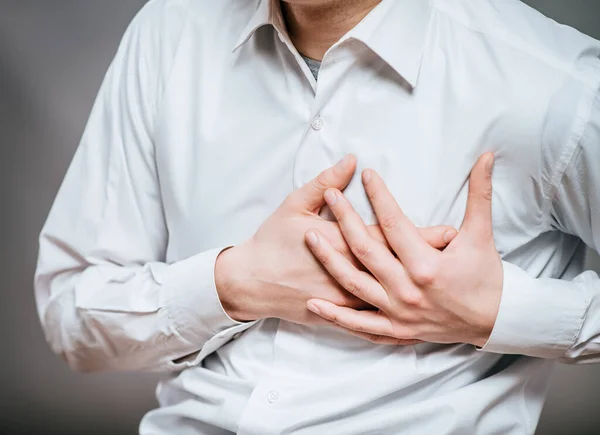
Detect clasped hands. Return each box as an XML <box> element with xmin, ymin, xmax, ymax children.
<box><xmin>215</xmin><ymin>154</ymin><xmax>503</xmax><ymax>348</ymax></box>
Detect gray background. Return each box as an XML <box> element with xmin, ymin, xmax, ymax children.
<box><xmin>0</xmin><ymin>1</ymin><xmax>598</xmax><ymax>434</ymax></box>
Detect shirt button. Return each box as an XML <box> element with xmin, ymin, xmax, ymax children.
<box><xmin>311</xmin><ymin>116</ymin><xmax>324</xmax><ymax>131</ymax></box>
<box><xmin>267</xmin><ymin>390</ymin><xmax>279</xmax><ymax>403</ymax></box>
<box><xmin>233</xmin><ymin>332</ymin><xmax>242</xmax><ymax>340</ymax></box>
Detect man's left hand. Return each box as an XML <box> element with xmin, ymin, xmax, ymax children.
<box><xmin>304</xmin><ymin>153</ymin><xmax>503</xmax><ymax>348</ymax></box>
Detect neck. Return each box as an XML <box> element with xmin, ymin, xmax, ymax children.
<box><xmin>281</xmin><ymin>0</ymin><xmax>381</xmax><ymax>60</ymax></box>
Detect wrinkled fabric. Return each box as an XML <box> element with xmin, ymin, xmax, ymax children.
<box><xmin>34</xmin><ymin>0</ymin><xmax>600</xmax><ymax>434</ymax></box>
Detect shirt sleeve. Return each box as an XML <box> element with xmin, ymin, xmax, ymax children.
<box><xmin>34</xmin><ymin>1</ymin><xmax>255</xmax><ymax>373</ymax></box>
<box><xmin>480</xmin><ymin>54</ymin><xmax>600</xmax><ymax>363</ymax></box>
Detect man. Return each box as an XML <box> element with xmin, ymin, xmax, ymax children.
<box><xmin>34</xmin><ymin>0</ymin><xmax>600</xmax><ymax>433</ymax></box>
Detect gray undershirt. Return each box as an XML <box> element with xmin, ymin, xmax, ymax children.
<box><xmin>301</xmin><ymin>54</ymin><xmax>321</xmax><ymax>80</ymax></box>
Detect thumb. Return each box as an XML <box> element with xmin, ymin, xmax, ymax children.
<box><xmin>286</xmin><ymin>155</ymin><xmax>357</xmax><ymax>213</ymax></box>
<box><xmin>418</xmin><ymin>226</ymin><xmax>458</xmax><ymax>249</ymax></box>
<box><xmin>460</xmin><ymin>152</ymin><xmax>495</xmax><ymax>239</ymax></box>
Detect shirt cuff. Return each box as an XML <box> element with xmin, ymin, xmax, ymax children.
<box><xmin>478</xmin><ymin>261</ymin><xmax>587</xmax><ymax>358</ymax></box>
<box><xmin>159</xmin><ymin>246</ymin><xmax>244</xmax><ymax>346</ymax></box>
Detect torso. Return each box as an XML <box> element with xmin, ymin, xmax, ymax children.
<box><xmin>141</xmin><ymin>0</ymin><xmax>594</xmax><ymax>433</ymax></box>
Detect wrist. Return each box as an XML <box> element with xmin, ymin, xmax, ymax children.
<box><xmin>471</xmin><ymin>329</ymin><xmax>492</xmax><ymax>348</ymax></box>
<box><xmin>214</xmin><ymin>244</ymin><xmax>262</xmax><ymax>322</ymax></box>
<box><xmin>215</xmin><ymin>246</ymin><xmax>248</xmax><ymax>322</ymax></box>
<box><xmin>466</xmin><ymin>306</ymin><xmax>494</xmax><ymax>347</ymax></box>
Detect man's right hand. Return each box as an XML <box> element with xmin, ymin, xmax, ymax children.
<box><xmin>214</xmin><ymin>155</ymin><xmax>457</xmax><ymax>326</ymax></box>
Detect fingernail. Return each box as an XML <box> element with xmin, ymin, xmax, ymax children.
<box><xmin>307</xmin><ymin>301</ymin><xmax>321</xmax><ymax>315</ymax></box>
<box><xmin>362</xmin><ymin>169</ymin><xmax>372</xmax><ymax>184</ymax></box>
<box><xmin>336</xmin><ymin>155</ymin><xmax>351</xmax><ymax>169</ymax></box>
<box><xmin>324</xmin><ymin>189</ymin><xmax>337</xmax><ymax>205</ymax></box>
<box><xmin>306</xmin><ymin>231</ymin><xmax>319</xmax><ymax>247</ymax></box>
<box><xmin>443</xmin><ymin>229</ymin><xmax>456</xmax><ymax>244</ymax></box>
<box><xmin>486</xmin><ymin>154</ymin><xmax>495</xmax><ymax>175</ymax></box>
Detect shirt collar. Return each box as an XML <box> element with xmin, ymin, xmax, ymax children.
<box><xmin>232</xmin><ymin>0</ymin><xmax>286</xmax><ymax>52</ymax></box>
<box><xmin>233</xmin><ymin>0</ymin><xmax>432</xmax><ymax>88</ymax></box>
<box><xmin>348</xmin><ymin>0</ymin><xmax>432</xmax><ymax>88</ymax></box>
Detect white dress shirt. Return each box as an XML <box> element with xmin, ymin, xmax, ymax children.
<box><xmin>34</xmin><ymin>0</ymin><xmax>600</xmax><ymax>433</ymax></box>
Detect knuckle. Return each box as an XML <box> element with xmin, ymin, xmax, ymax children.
<box><xmin>379</xmin><ymin>213</ymin><xmax>400</xmax><ymax>231</ymax></box>
<box><xmin>402</xmin><ymin>290</ymin><xmax>424</xmax><ymax>308</ymax></box>
<box><xmin>338</xmin><ymin>243</ymin><xmax>353</xmax><ymax>259</ymax></box>
<box><xmin>351</xmin><ymin>241</ymin><xmax>372</xmax><ymax>260</ymax></box>
<box><xmin>412</xmin><ymin>266</ymin><xmax>434</xmax><ymax>286</ymax></box>
<box><xmin>335</xmin><ymin>208</ymin><xmax>346</xmax><ymax>223</ymax></box>
<box><xmin>410</xmin><ymin>260</ymin><xmax>440</xmax><ymax>288</ymax></box>
<box><xmin>314</xmin><ymin>172</ymin><xmax>330</xmax><ymax>191</ymax></box>
<box><xmin>482</xmin><ymin>187</ymin><xmax>493</xmax><ymax>201</ymax></box>
<box><xmin>342</xmin><ymin>276</ymin><xmax>363</xmax><ymax>298</ymax></box>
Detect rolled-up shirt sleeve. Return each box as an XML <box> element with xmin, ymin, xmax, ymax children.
<box><xmin>34</xmin><ymin>1</ymin><xmax>254</xmax><ymax>373</ymax></box>
<box><xmin>480</xmin><ymin>53</ymin><xmax>600</xmax><ymax>362</ymax></box>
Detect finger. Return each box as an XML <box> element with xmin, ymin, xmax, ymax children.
<box><xmin>306</xmin><ymin>299</ymin><xmax>402</xmax><ymax>338</ymax></box>
<box><xmin>344</xmin><ymin>329</ymin><xmax>422</xmax><ymax>346</ymax></box>
<box><xmin>322</xmin><ymin>222</ymin><xmax>372</xmax><ymax>269</ymax></box>
<box><xmin>305</xmin><ymin>229</ymin><xmax>390</xmax><ymax>309</ymax></box>
<box><xmin>315</xmin><ymin>223</ymin><xmax>373</xmax><ymax>275</ymax></box>
<box><xmin>460</xmin><ymin>153</ymin><xmax>494</xmax><ymax>239</ymax></box>
<box><xmin>362</xmin><ymin>169</ymin><xmax>436</xmax><ymax>268</ymax></box>
<box><xmin>418</xmin><ymin>226</ymin><xmax>458</xmax><ymax>249</ymax></box>
<box><xmin>366</xmin><ymin>225</ymin><xmax>391</xmax><ymax>250</ymax></box>
<box><xmin>367</xmin><ymin>225</ymin><xmax>458</xmax><ymax>251</ymax></box>
<box><xmin>321</xmin><ymin>189</ymin><xmax>407</xmax><ymax>287</ymax></box>
<box><xmin>318</xmin><ymin>318</ymin><xmax>412</xmax><ymax>344</ymax></box>
<box><xmin>285</xmin><ymin>154</ymin><xmax>357</xmax><ymax>213</ymax></box>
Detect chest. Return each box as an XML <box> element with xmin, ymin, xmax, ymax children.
<box><xmin>154</xmin><ymin>37</ymin><xmax>549</xmax><ymax>262</ymax></box>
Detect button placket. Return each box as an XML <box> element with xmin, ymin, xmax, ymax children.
<box><xmin>266</xmin><ymin>390</ymin><xmax>279</xmax><ymax>403</ymax></box>
<box><xmin>311</xmin><ymin>115</ymin><xmax>324</xmax><ymax>131</ymax></box>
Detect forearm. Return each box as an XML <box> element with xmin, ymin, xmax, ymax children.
<box><xmin>36</xmin><ymin>247</ymin><xmax>252</xmax><ymax>373</ymax></box>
